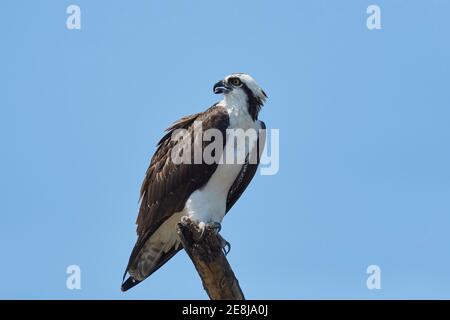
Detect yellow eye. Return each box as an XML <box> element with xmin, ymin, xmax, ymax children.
<box><xmin>229</xmin><ymin>78</ymin><xmax>242</xmax><ymax>86</ymax></box>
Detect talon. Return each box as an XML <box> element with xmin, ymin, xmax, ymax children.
<box><xmin>209</xmin><ymin>222</ymin><xmax>222</xmax><ymax>233</ymax></box>
<box><xmin>197</xmin><ymin>221</ymin><xmax>206</xmax><ymax>240</ymax></box>
<box><xmin>195</xmin><ymin>221</ymin><xmax>222</xmax><ymax>241</ymax></box>
<box><xmin>222</xmin><ymin>241</ymin><xmax>231</xmax><ymax>256</ymax></box>
<box><xmin>180</xmin><ymin>216</ymin><xmax>190</xmax><ymax>225</ymax></box>
<box><xmin>217</xmin><ymin>233</ymin><xmax>231</xmax><ymax>255</ymax></box>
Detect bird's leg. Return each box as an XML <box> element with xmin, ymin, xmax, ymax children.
<box><xmin>194</xmin><ymin>221</ymin><xmax>221</xmax><ymax>240</ymax></box>
<box><xmin>184</xmin><ymin>219</ymin><xmax>230</xmax><ymax>255</ymax></box>
<box><xmin>180</xmin><ymin>215</ymin><xmax>191</xmax><ymax>225</ymax></box>
<box><xmin>180</xmin><ymin>216</ymin><xmax>204</xmax><ymax>242</ymax></box>
<box><xmin>206</xmin><ymin>222</ymin><xmax>222</xmax><ymax>233</ymax></box>
<box><xmin>196</xmin><ymin>221</ymin><xmax>220</xmax><ymax>237</ymax></box>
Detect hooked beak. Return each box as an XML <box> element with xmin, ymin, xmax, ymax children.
<box><xmin>213</xmin><ymin>80</ymin><xmax>232</xmax><ymax>94</ymax></box>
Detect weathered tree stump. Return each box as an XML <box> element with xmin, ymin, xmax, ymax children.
<box><xmin>177</xmin><ymin>219</ymin><xmax>245</xmax><ymax>300</ymax></box>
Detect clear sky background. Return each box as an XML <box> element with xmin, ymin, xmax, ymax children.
<box><xmin>1</xmin><ymin>0</ymin><xmax>450</xmax><ymax>299</ymax></box>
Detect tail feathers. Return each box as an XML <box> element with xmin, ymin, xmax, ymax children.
<box><xmin>120</xmin><ymin>243</ymin><xmax>165</xmax><ymax>292</ymax></box>
<box><xmin>120</xmin><ymin>238</ymin><xmax>166</xmax><ymax>292</ymax></box>
<box><xmin>120</xmin><ymin>245</ymin><xmax>183</xmax><ymax>292</ymax></box>
<box><xmin>121</xmin><ymin>274</ymin><xmax>142</xmax><ymax>292</ymax></box>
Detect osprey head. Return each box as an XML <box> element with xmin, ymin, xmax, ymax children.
<box><xmin>213</xmin><ymin>73</ymin><xmax>267</xmax><ymax>120</ymax></box>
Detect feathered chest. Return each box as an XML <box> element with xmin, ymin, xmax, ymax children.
<box><xmin>226</xmin><ymin>105</ymin><xmax>257</xmax><ymax>131</ymax></box>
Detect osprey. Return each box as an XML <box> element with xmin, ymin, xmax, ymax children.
<box><xmin>121</xmin><ymin>73</ymin><xmax>267</xmax><ymax>291</ymax></box>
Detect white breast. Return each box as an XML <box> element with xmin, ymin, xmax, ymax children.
<box><xmin>184</xmin><ymin>102</ymin><xmax>259</xmax><ymax>224</ymax></box>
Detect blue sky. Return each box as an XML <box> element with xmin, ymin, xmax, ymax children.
<box><xmin>1</xmin><ymin>0</ymin><xmax>450</xmax><ymax>299</ymax></box>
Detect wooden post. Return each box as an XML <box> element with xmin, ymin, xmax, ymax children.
<box><xmin>177</xmin><ymin>219</ymin><xmax>245</xmax><ymax>300</ymax></box>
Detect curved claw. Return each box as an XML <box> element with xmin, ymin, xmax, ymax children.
<box><xmin>197</xmin><ymin>221</ymin><xmax>222</xmax><ymax>241</ymax></box>
<box><xmin>209</xmin><ymin>222</ymin><xmax>222</xmax><ymax>233</ymax></box>
<box><xmin>222</xmin><ymin>241</ymin><xmax>231</xmax><ymax>256</ymax></box>
<box><xmin>197</xmin><ymin>221</ymin><xmax>206</xmax><ymax>240</ymax></box>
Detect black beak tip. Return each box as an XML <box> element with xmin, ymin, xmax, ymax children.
<box><xmin>213</xmin><ymin>80</ymin><xmax>230</xmax><ymax>94</ymax></box>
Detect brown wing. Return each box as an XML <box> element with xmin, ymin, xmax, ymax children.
<box><xmin>122</xmin><ymin>104</ymin><xmax>230</xmax><ymax>291</ymax></box>
<box><xmin>226</xmin><ymin>121</ymin><xmax>266</xmax><ymax>212</ymax></box>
